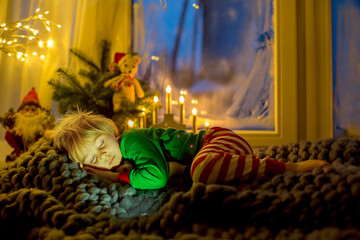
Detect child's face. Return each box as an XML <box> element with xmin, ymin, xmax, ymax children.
<box><xmin>78</xmin><ymin>133</ymin><xmax>122</xmax><ymax>170</ymax></box>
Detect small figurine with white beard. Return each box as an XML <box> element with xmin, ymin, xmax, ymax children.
<box><xmin>0</xmin><ymin>88</ymin><xmax>56</xmax><ymax>162</ymax></box>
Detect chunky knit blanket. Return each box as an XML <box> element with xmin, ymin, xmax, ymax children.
<box><xmin>1</xmin><ymin>137</ymin><xmax>360</xmax><ymax>239</ymax></box>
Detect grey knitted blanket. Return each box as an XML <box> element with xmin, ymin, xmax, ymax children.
<box><xmin>1</xmin><ymin>137</ymin><xmax>360</xmax><ymax>239</ymax></box>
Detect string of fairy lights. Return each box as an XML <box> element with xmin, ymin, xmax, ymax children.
<box><xmin>0</xmin><ymin>8</ymin><xmax>61</xmax><ymax>61</ymax></box>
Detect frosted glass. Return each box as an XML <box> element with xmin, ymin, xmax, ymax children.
<box><xmin>140</xmin><ymin>0</ymin><xmax>275</xmax><ymax>130</ymax></box>
<box><xmin>332</xmin><ymin>0</ymin><xmax>360</xmax><ymax>137</ymax></box>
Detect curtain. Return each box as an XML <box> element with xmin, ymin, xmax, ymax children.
<box><xmin>0</xmin><ymin>0</ymin><xmax>134</xmax><ymax>142</ymax></box>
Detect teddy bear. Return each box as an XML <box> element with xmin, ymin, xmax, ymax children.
<box><xmin>104</xmin><ymin>52</ymin><xmax>145</xmax><ymax>112</ymax></box>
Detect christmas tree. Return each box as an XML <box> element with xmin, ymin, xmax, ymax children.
<box><xmin>48</xmin><ymin>40</ymin><xmax>156</xmax><ymax>133</ymax></box>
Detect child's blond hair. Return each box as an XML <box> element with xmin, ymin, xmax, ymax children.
<box><xmin>52</xmin><ymin>111</ymin><xmax>119</xmax><ymax>163</ymax></box>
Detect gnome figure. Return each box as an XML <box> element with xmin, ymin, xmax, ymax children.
<box><xmin>1</xmin><ymin>88</ymin><xmax>56</xmax><ymax>162</ymax></box>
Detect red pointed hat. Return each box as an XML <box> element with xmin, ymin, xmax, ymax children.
<box><xmin>114</xmin><ymin>52</ymin><xmax>126</xmax><ymax>64</ymax></box>
<box><xmin>18</xmin><ymin>87</ymin><xmax>41</xmax><ymax>111</ymax></box>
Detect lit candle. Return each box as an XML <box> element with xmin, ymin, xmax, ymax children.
<box><xmin>142</xmin><ymin>108</ymin><xmax>146</xmax><ymax>128</ymax></box>
<box><xmin>128</xmin><ymin>120</ymin><xmax>134</xmax><ymax>129</ymax></box>
<box><xmin>192</xmin><ymin>107</ymin><xmax>197</xmax><ymax>133</ymax></box>
<box><xmin>204</xmin><ymin>120</ymin><xmax>209</xmax><ymax>130</ymax></box>
<box><xmin>166</xmin><ymin>85</ymin><xmax>172</xmax><ymax>114</ymax></box>
<box><xmin>179</xmin><ymin>95</ymin><xmax>185</xmax><ymax>124</ymax></box>
<box><xmin>153</xmin><ymin>96</ymin><xmax>159</xmax><ymax>125</ymax></box>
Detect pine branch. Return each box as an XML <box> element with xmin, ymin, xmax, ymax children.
<box><xmin>56</xmin><ymin>68</ymin><xmax>98</xmax><ymax>107</ymax></box>
<box><xmin>70</xmin><ymin>49</ymin><xmax>101</xmax><ymax>73</ymax></box>
<box><xmin>78</xmin><ymin>69</ymin><xmax>100</xmax><ymax>84</ymax></box>
<box><xmin>100</xmin><ymin>40</ymin><xmax>111</xmax><ymax>73</ymax></box>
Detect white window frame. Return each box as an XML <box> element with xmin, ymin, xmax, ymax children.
<box><xmin>235</xmin><ymin>0</ymin><xmax>333</xmax><ymax>146</ymax></box>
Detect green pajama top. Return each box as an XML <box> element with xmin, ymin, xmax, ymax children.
<box><xmin>119</xmin><ymin>127</ymin><xmax>207</xmax><ymax>190</ymax></box>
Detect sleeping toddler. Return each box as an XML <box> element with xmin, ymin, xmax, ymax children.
<box><xmin>52</xmin><ymin>111</ymin><xmax>329</xmax><ymax>190</ymax></box>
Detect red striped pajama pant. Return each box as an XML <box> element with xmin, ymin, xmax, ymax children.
<box><xmin>190</xmin><ymin>127</ymin><xmax>285</xmax><ymax>184</ymax></box>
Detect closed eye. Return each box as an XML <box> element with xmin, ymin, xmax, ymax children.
<box><xmin>99</xmin><ymin>140</ymin><xmax>105</xmax><ymax>149</ymax></box>
<box><xmin>90</xmin><ymin>156</ymin><xmax>96</xmax><ymax>164</ymax></box>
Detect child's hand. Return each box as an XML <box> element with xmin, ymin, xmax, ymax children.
<box><xmin>285</xmin><ymin>160</ymin><xmax>330</xmax><ymax>173</ymax></box>
<box><xmin>83</xmin><ymin>165</ymin><xmax>119</xmax><ymax>182</ymax></box>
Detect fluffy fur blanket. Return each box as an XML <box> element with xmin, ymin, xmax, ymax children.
<box><xmin>1</xmin><ymin>137</ymin><xmax>360</xmax><ymax>239</ymax></box>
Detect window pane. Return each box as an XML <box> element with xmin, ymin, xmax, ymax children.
<box><xmin>141</xmin><ymin>0</ymin><xmax>275</xmax><ymax>130</ymax></box>
<box><xmin>332</xmin><ymin>0</ymin><xmax>360</xmax><ymax>137</ymax></box>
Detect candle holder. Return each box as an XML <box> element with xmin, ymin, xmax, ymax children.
<box><xmin>153</xmin><ymin>114</ymin><xmax>186</xmax><ymax>130</ymax></box>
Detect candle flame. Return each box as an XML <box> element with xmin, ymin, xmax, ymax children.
<box><xmin>192</xmin><ymin>108</ymin><xmax>197</xmax><ymax>115</ymax></box>
<box><xmin>179</xmin><ymin>95</ymin><xmax>184</xmax><ymax>103</ymax></box>
<box><xmin>154</xmin><ymin>96</ymin><xmax>159</xmax><ymax>103</ymax></box>
<box><xmin>166</xmin><ymin>85</ymin><xmax>171</xmax><ymax>93</ymax></box>
<box><xmin>205</xmin><ymin>120</ymin><xmax>209</xmax><ymax>127</ymax></box>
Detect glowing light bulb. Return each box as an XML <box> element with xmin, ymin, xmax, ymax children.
<box><xmin>14</xmin><ymin>39</ymin><xmax>17</xmax><ymax>42</ymax></box>
<box><xmin>45</xmin><ymin>11</ymin><xmax>49</xmax><ymax>14</ymax></box>
<box><xmin>21</xmin><ymin>58</ymin><xmax>25</xmax><ymax>61</ymax></box>
<box><xmin>151</xmin><ymin>56</ymin><xmax>159</xmax><ymax>61</ymax></box>
<box><xmin>47</xmin><ymin>39</ymin><xmax>53</xmax><ymax>47</ymax></box>
<box><xmin>38</xmin><ymin>14</ymin><xmax>43</xmax><ymax>18</ymax></box>
<box><xmin>4</xmin><ymin>27</ymin><xmax>7</xmax><ymax>30</ymax></box>
<box><xmin>46</xmin><ymin>21</ymin><xmax>50</xmax><ymax>25</ymax></box>
<box><xmin>154</xmin><ymin>96</ymin><xmax>159</xmax><ymax>103</ymax></box>
<box><xmin>39</xmin><ymin>40</ymin><xmax>44</xmax><ymax>47</ymax></box>
<box><xmin>40</xmin><ymin>55</ymin><xmax>45</xmax><ymax>59</ymax></box>
<box><xmin>17</xmin><ymin>23</ymin><xmax>22</xmax><ymax>27</ymax></box>
<box><xmin>7</xmin><ymin>41</ymin><xmax>12</xmax><ymax>45</ymax></box>
<box><xmin>29</xmin><ymin>36</ymin><xmax>34</xmax><ymax>40</ymax></box>
<box><xmin>24</xmin><ymin>53</ymin><xmax>28</xmax><ymax>57</ymax></box>
<box><xmin>179</xmin><ymin>95</ymin><xmax>184</xmax><ymax>104</ymax></box>
<box><xmin>46</xmin><ymin>26</ymin><xmax>50</xmax><ymax>31</ymax></box>
<box><xmin>24</xmin><ymin>25</ymin><xmax>29</xmax><ymax>29</ymax></box>
<box><xmin>36</xmin><ymin>8</ymin><xmax>40</xmax><ymax>12</ymax></box>
<box><xmin>180</xmin><ymin>90</ymin><xmax>187</xmax><ymax>95</ymax></box>
<box><xmin>32</xmin><ymin>52</ymin><xmax>37</xmax><ymax>56</ymax></box>
<box><xmin>57</xmin><ymin>24</ymin><xmax>61</xmax><ymax>28</ymax></box>
<box><xmin>8</xmin><ymin>53</ymin><xmax>11</xmax><ymax>56</ymax></box>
